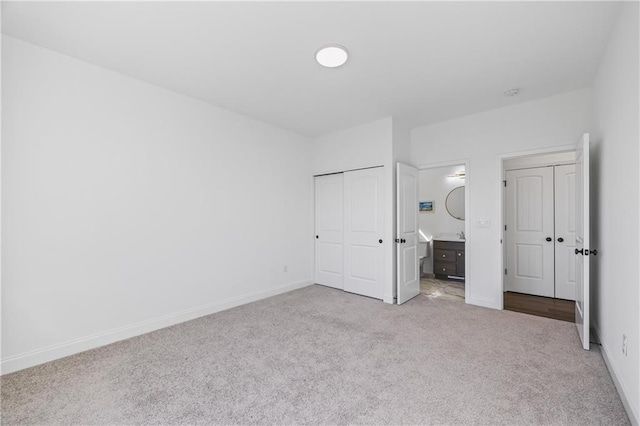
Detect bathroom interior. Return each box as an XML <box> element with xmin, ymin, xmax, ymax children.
<box><xmin>418</xmin><ymin>164</ymin><xmax>466</xmax><ymax>301</ymax></box>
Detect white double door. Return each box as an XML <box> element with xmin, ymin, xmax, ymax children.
<box><xmin>505</xmin><ymin>164</ymin><xmax>576</xmax><ymax>300</ymax></box>
<box><xmin>314</xmin><ymin>167</ymin><xmax>385</xmax><ymax>299</ymax></box>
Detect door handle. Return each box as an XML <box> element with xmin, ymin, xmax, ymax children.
<box><xmin>379</xmin><ymin>239</ymin><xmax>383</xmax><ymax>244</ymax></box>
<box><xmin>575</xmin><ymin>248</ymin><xmax>598</xmax><ymax>256</ymax></box>
<box><xmin>316</xmin><ymin>235</ymin><xmax>319</xmax><ymax>239</ymax></box>
<box><xmin>557</xmin><ymin>237</ymin><xmax>564</xmax><ymax>243</ymax></box>
<box><xmin>546</xmin><ymin>237</ymin><xmax>552</xmax><ymax>242</ymax></box>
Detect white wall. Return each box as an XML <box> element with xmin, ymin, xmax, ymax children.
<box><xmin>418</xmin><ymin>165</ymin><xmax>465</xmax><ymax>274</ymax></box>
<box><xmin>312</xmin><ymin>117</ymin><xmax>391</xmax><ymax>175</ymax></box>
<box><xmin>411</xmin><ymin>88</ymin><xmax>592</xmax><ymax>309</ymax></box>
<box><xmin>1</xmin><ymin>37</ymin><xmax>314</xmax><ymax>373</ymax></box>
<box><xmin>312</xmin><ymin>118</ymin><xmax>395</xmax><ymax>303</ymax></box>
<box><xmin>591</xmin><ymin>3</ymin><xmax>639</xmax><ymax>422</ymax></box>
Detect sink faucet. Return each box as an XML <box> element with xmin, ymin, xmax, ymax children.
<box><xmin>458</xmin><ymin>231</ymin><xmax>465</xmax><ymax>240</ymax></box>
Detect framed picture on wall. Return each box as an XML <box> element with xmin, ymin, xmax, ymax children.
<box><xmin>419</xmin><ymin>201</ymin><xmax>434</xmax><ymax>212</ymax></box>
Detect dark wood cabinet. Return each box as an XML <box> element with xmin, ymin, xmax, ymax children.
<box><xmin>433</xmin><ymin>240</ymin><xmax>465</xmax><ymax>280</ymax></box>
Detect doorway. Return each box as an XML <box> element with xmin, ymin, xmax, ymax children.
<box><xmin>416</xmin><ymin>162</ymin><xmax>469</xmax><ymax>303</ymax></box>
<box><xmin>501</xmin><ymin>151</ymin><xmax>576</xmax><ymax>321</ymax></box>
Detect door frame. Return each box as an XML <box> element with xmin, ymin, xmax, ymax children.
<box><xmin>498</xmin><ymin>144</ymin><xmax>576</xmax><ymax>309</ymax></box>
<box><xmin>415</xmin><ymin>159</ymin><xmax>470</xmax><ymax>303</ymax></box>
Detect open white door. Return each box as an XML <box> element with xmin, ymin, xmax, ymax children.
<box><xmin>397</xmin><ymin>163</ymin><xmax>420</xmax><ymax>304</ymax></box>
<box><xmin>575</xmin><ymin>133</ymin><xmax>590</xmax><ymax>350</ymax></box>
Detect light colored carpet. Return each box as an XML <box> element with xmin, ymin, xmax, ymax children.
<box><xmin>1</xmin><ymin>285</ymin><xmax>630</xmax><ymax>425</ymax></box>
<box><xmin>420</xmin><ymin>277</ymin><xmax>465</xmax><ymax>301</ymax></box>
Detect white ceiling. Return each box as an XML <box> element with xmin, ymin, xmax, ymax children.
<box><xmin>2</xmin><ymin>1</ymin><xmax>621</xmax><ymax>136</ymax></box>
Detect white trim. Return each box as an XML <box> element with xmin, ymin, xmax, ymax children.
<box><xmin>416</xmin><ymin>159</ymin><xmax>470</xmax><ymax>305</ymax></box>
<box><xmin>498</xmin><ymin>143</ymin><xmax>576</xmax><ymax>161</ymax></box>
<box><xmin>593</xmin><ymin>327</ymin><xmax>639</xmax><ymax>426</ymax></box>
<box><xmin>1</xmin><ymin>279</ymin><xmax>313</xmax><ymax>375</ymax></box>
<box><xmin>0</xmin><ymin>24</ymin><xmax>4</xmax><ymax>378</ymax></box>
<box><xmin>416</xmin><ymin>158</ymin><xmax>469</xmax><ymax>171</ymax></box>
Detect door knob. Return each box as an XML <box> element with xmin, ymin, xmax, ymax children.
<box><xmin>546</xmin><ymin>237</ymin><xmax>552</xmax><ymax>242</ymax></box>
<box><xmin>316</xmin><ymin>235</ymin><xmax>319</xmax><ymax>239</ymax></box>
<box><xmin>575</xmin><ymin>248</ymin><xmax>584</xmax><ymax>255</ymax></box>
<box><xmin>379</xmin><ymin>239</ymin><xmax>383</xmax><ymax>244</ymax></box>
<box><xmin>557</xmin><ymin>237</ymin><xmax>564</xmax><ymax>243</ymax></box>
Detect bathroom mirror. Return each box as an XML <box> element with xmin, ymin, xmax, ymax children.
<box><xmin>445</xmin><ymin>186</ymin><xmax>465</xmax><ymax>220</ymax></box>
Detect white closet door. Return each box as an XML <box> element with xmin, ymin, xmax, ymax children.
<box><xmin>343</xmin><ymin>167</ymin><xmax>385</xmax><ymax>299</ymax></box>
<box><xmin>505</xmin><ymin>167</ymin><xmax>555</xmax><ymax>297</ymax></box>
<box><xmin>314</xmin><ymin>174</ymin><xmax>344</xmax><ymax>289</ymax></box>
<box><xmin>397</xmin><ymin>163</ymin><xmax>420</xmax><ymax>304</ymax></box>
<box><xmin>554</xmin><ymin>164</ymin><xmax>577</xmax><ymax>300</ymax></box>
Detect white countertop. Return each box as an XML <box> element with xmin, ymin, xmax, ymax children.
<box><xmin>433</xmin><ymin>234</ymin><xmax>465</xmax><ymax>242</ymax></box>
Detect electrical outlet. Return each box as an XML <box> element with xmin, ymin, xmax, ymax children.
<box><xmin>283</xmin><ymin>265</ymin><xmax>288</xmax><ymax>273</ymax></box>
<box><xmin>622</xmin><ymin>335</ymin><xmax>628</xmax><ymax>357</ymax></box>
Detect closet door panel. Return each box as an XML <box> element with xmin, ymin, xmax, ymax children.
<box><xmin>314</xmin><ymin>174</ymin><xmax>344</xmax><ymax>289</ymax></box>
<box><xmin>343</xmin><ymin>167</ymin><xmax>385</xmax><ymax>299</ymax></box>
<box><xmin>505</xmin><ymin>167</ymin><xmax>555</xmax><ymax>297</ymax></box>
<box><xmin>554</xmin><ymin>164</ymin><xmax>576</xmax><ymax>300</ymax></box>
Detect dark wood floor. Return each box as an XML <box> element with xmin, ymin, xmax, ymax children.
<box><xmin>504</xmin><ymin>292</ymin><xmax>575</xmax><ymax>322</ymax></box>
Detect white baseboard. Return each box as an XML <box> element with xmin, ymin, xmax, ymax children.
<box><xmin>593</xmin><ymin>327</ymin><xmax>639</xmax><ymax>426</ymax></box>
<box><xmin>467</xmin><ymin>295</ymin><xmax>501</xmax><ymax>310</ymax></box>
<box><xmin>1</xmin><ymin>279</ymin><xmax>313</xmax><ymax>375</ymax></box>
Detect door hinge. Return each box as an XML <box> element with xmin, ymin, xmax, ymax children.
<box><xmin>504</xmin><ymin>269</ymin><xmax>508</xmax><ymax>275</ymax></box>
<box><xmin>504</xmin><ymin>225</ymin><xmax>507</xmax><ymax>231</ymax></box>
<box><xmin>503</xmin><ymin>180</ymin><xmax>507</xmax><ymax>187</ymax></box>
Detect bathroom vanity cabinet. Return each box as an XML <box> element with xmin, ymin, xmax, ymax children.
<box><xmin>433</xmin><ymin>240</ymin><xmax>465</xmax><ymax>280</ymax></box>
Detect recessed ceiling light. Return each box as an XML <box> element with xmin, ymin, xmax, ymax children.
<box><xmin>504</xmin><ymin>88</ymin><xmax>520</xmax><ymax>97</ymax></box>
<box><xmin>315</xmin><ymin>44</ymin><xmax>349</xmax><ymax>68</ymax></box>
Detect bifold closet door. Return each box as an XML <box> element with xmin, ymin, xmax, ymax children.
<box><xmin>505</xmin><ymin>167</ymin><xmax>555</xmax><ymax>297</ymax></box>
<box><xmin>343</xmin><ymin>167</ymin><xmax>385</xmax><ymax>299</ymax></box>
<box><xmin>554</xmin><ymin>164</ymin><xmax>577</xmax><ymax>301</ymax></box>
<box><xmin>314</xmin><ymin>174</ymin><xmax>344</xmax><ymax>290</ymax></box>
